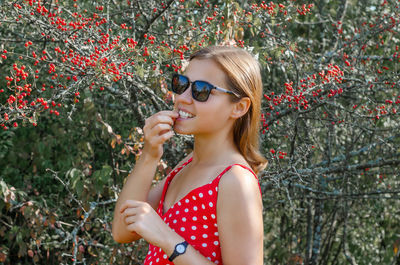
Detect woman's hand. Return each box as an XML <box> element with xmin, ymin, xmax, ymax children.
<box><xmin>120</xmin><ymin>200</ymin><xmax>170</xmax><ymax>246</ymax></box>
<box><xmin>142</xmin><ymin>110</ymin><xmax>178</xmax><ymax>160</ymax></box>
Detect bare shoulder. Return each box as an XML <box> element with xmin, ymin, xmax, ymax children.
<box><xmin>217</xmin><ymin>164</ymin><xmax>262</xmax><ymax>217</ymax></box>
<box><xmin>218</xmin><ymin>164</ymin><xmax>261</xmax><ymax>199</ymax></box>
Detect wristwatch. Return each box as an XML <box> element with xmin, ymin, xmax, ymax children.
<box><xmin>168</xmin><ymin>241</ymin><xmax>188</xmax><ymax>261</ymax></box>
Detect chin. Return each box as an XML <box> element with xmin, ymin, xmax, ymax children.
<box><xmin>173</xmin><ymin>127</ymin><xmax>193</xmax><ymax>135</ymax></box>
<box><xmin>173</xmin><ymin>123</ymin><xmax>200</xmax><ymax>135</ymax></box>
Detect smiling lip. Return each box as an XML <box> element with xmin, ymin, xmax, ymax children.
<box><xmin>177</xmin><ymin>108</ymin><xmax>195</xmax><ymax>120</ymax></box>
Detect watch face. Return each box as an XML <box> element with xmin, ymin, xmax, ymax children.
<box><xmin>176</xmin><ymin>244</ymin><xmax>185</xmax><ymax>253</ymax></box>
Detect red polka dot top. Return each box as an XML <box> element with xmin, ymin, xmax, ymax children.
<box><xmin>144</xmin><ymin>157</ymin><xmax>261</xmax><ymax>265</ymax></box>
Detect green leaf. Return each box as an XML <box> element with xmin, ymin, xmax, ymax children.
<box><xmin>75</xmin><ymin>180</ymin><xmax>84</xmax><ymax>195</ymax></box>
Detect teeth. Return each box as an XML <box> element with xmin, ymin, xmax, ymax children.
<box><xmin>179</xmin><ymin>110</ymin><xmax>194</xmax><ymax>118</ymax></box>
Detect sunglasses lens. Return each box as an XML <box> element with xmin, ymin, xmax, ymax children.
<box><xmin>172</xmin><ymin>74</ymin><xmax>189</xmax><ymax>94</ymax></box>
<box><xmin>172</xmin><ymin>75</ymin><xmax>215</xmax><ymax>102</ymax></box>
<box><xmin>192</xmin><ymin>81</ymin><xmax>212</xmax><ymax>102</ymax></box>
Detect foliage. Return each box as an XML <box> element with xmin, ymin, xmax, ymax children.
<box><xmin>0</xmin><ymin>0</ymin><xmax>399</xmax><ymax>264</ymax></box>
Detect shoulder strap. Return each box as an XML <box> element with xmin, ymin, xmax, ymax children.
<box><xmin>214</xmin><ymin>164</ymin><xmax>262</xmax><ymax>195</ymax></box>
<box><xmin>158</xmin><ymin>157</ymin><xmax>193</xmax><ymax>213</ymax></box>
<box><xmin>166</xmin><ymin>157</ymin><xmax>192</xmax><ymax>183</ymax></box>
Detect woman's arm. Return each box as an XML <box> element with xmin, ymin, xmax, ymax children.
<box><xmin>112</xmin><ymin>153</ymin><xmax>160</xmax><ymax>243</ymax></box>
<box><xmin>112</xmin><ymin>110</ymin><xmax>178</xmax><ymax>243</ymax></box>
<box><xmin>217</xmin><ymin>165</ymin><xmax>264</xmax><ymax>264</ymax></box>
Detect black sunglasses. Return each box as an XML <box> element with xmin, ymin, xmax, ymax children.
<box><xmin>171</xmin><ymin>74</ymin><xmax>240</xmax><ymax>102</ymax></box>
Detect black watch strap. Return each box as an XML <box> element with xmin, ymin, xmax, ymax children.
<box><xmin>168</xmin><ymin>241</ymin><xmax>188</xmax><ymax>262</ymax></box>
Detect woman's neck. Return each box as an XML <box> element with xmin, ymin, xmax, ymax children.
<box><xmin>191</xmin><ymin>128</ymin><xmax>238</xmax><ymax>166</ymax></box>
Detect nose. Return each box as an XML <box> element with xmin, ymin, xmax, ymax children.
<box><xmin>174</xmin><ymin>84</ymin><xmax>193</xmax><ymax>105</ymax></box>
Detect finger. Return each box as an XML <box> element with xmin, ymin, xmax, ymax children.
<box><xmin>145</xmin><ymin>125</ymin><xmax>175</xmax><ymax>148</ymax></box>
<box><xmin>154</xmin><ymin>123</ymin><xmax>174</xmax><ymax>136</ymax></box>
<box><xmin>149</xmin><ymin>116</ymin><xmax>175</xmax><ymax>131</ymax></box>
<box><xmin>119</xmin><ymin>200</ymin><xmax>140</xmax><ymax>213</ymax></box>
<box><xmin>153</xmin><ymin>130</ymin><xmax>175</xmax><ymax>145</ymax></box>
<box><xmin>123</xmin><ymin>215</ymin><xmax>136</xmax><ymax>225</ymax></box>
<box><xmin>157</xmin><ymin>110</ymin><xmax>179</xmax><ymax>119</ymax></box>
<box><xmin>144</xmin><ymin>120</ymin><xmax>172</xmax><ymax>140</ymax></box>
<box><xmin>145</xmin><ymin>123</ymin><xmax>172</xmax><ymax>138</ymax></box>
<box><xmin>126</xmin><ymin>223</ymin><xmax>140</xmax><ymax>235</ymax></box>
<box><xmin>121</xmin><ymin>207</ymin><xmax>138</xmax><ymax>217</ymax></box>
<box><xmin>145</xmin><ymin>111</ymin><xmax>178</xmax><ymax>129</ymax></box>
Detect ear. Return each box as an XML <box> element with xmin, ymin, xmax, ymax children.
<box><xmin>230</xmin><ymin>97</ymin><xmax>251</xmax><ymax>119</ymax></box>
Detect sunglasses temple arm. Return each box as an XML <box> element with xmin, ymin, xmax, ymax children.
<box><xmin>215</xmin><ymin>87</ymin><xmax>240</xmax><ymax>98</ymax></box>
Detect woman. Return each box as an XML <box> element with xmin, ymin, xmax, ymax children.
<box><xmin>112</xmin><ymin>46</ymin><xmax>267</xmax><ymax>264</ymax></box>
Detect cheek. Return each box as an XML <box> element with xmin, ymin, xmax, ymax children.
<box><xmin>174</xmin><ymin>105</ymin><xmax>228</xmax><ymax>134</ymax></box>
<box><xmin>198</xmin><ymin>101</ymin><xmax>233</xmax><ymax>125</ymax></box>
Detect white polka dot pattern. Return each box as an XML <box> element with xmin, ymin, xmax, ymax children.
<box><xmin>143</xmin><ymin>158</ymin><xmax>261</xmax><ymax>265</ymax></box>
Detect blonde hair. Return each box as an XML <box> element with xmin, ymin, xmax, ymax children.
<box><xmin>190</xmin><ymin>46</ymin><xmax>267</xmax><ymax>174</ymax></box>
